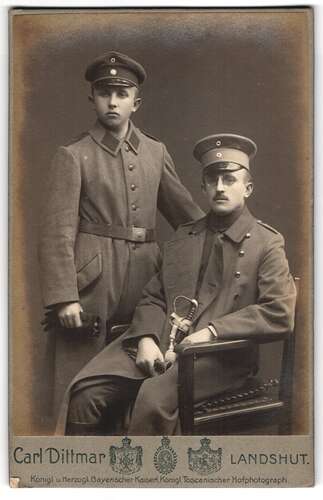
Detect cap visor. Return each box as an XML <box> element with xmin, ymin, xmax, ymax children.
<box><xmin>93</xmin><ymin>77</ymin><xmax>136</xmax><ymax>87</ymax></box>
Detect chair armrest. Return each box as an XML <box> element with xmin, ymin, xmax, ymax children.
<box><xmin>110</xmin><ymin>324</ymin><xmax>130</xmax><ymax>336</ymax></box>
<box><xmin>107</xmin><ymin>323</ymin><xmax>130</xmax><ymax>344</ymax></box>
<box><xmin>175</xmin><ymin>338</ymin><xmax>251</xmax><ymax>357</ymax></box>
<box><xmin>175</xmin><ymin>332</ymin><xmax>289</xmax><ymax>357</ymax></box>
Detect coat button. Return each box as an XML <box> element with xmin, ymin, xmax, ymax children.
<box><xmin>131</xmin><ymin>203</ymin><xmax>137</xmax><ymax>211</ymax></box>
<box><xmin>128</xmin><ymin>164</ymin><xmax>134</xmax><ymax>171</ymax></box>
<box><xmin>130</xmin><ymin>183</ymin><xmax>136</xmax><ymax>191</ymax></box>
<box><xmin>235</xmin><ymin>271</ymin><xmax>241</xmax><ymax>278</ymax></box>
<box><xmin>239</xmin><ymin>250</ymin><xmax>245</xmax><ymax>256</ymax></box>
<box><xmin>245</xmin><ymin>232</ymin><xmax>251</xmax><ymax>238</ymax></box>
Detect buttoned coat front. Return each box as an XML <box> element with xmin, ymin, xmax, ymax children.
<box><xmin>55</xmin><ymin>207</ymin><xmax>296</xmax><ymax>434</ymax></box>
<box><xmin>38</xmin><ymin>120</ymin><xmax>203</xmax><ymax>413</ymax></box>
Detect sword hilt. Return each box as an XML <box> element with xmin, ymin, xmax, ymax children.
<box><xmin>164</xmin><ymin>296</ymin><xmax>199</xmax><ymax>366</ymax></box>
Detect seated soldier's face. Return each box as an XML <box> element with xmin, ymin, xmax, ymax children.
<box><xmin>90</xmin><ymin>84</ymin><xmax>140</xmax><ymax>132</ymax></box>
<box><xmin>202</xmin><ymin>165</ymin><xmax>253</xmax><ymax>215</ymax></box>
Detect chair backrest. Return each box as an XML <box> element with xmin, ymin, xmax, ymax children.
<box><xmin>278</xmin><ymin>276</ymin><xmax>300</xmax><ymax>423</ymax></box>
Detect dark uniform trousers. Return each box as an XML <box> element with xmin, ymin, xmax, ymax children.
<box><xmin>66</xmin><ymin>227</ymin><xmax>232</xmax><ymax>436</ymax></box>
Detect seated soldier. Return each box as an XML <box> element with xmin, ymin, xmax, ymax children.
<box><xmin>56</xmin><ymin>133</ymin><xmax>297</xmax><ymax>436</ymax></box>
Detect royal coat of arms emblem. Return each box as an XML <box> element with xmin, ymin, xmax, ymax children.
<box><xmin>154</xmin><ymin>436</ymin><xmax>177</xmax><ymax>474</ymax></box>
<box><xmin>109</xmin><ymin>437</ymin><xmax>143</xmax><ymax>475</ymax></box>
<box><xmin>188</xmin><ymin>438</ymin><xmax>222</xmax><ymax>475</ymax></box>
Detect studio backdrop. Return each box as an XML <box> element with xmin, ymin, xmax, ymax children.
<box><xmin>10</xmin><ymin>9</ymin><xmax>312</xmax><ymax>435</ymax></box>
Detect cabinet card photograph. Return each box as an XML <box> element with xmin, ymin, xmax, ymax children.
<box><xmin>9</xmin><ymin>7</ymin><xmax>313</xmax><ymax>488</ymax></box>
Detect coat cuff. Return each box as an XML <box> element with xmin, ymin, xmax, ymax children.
<box><xmin>42</xmin><ymin>288</ymin><xmax>80</xmax><ymax>309</ymax></box>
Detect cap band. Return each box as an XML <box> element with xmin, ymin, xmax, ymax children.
<box><xmin>91</xmin><ymin>65</ymin><xmax>139</xmax><ymax>87</ymax></box>
<box><xmin>202</xmin><ymin>148</ymin><xmax>250</xmax><ymax>170</ymax></box>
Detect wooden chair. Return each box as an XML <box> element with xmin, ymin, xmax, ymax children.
<box><xmin>176</xmin><ymin>277</ymin><xmax>299</xmax><ymax>435</ymax></box>
<box><xmin>107</xmin><ymin>278</ymin><xmax>298</xmax><ymax>435</ymax></box>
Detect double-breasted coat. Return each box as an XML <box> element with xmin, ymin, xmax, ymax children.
<box><xmin>38</xmin><ymin>120</ymin><xmax>203</xmax><ymax>413</ymax></box>
<box><xmin>55</xmin><ymin>207</ymin><xmax>297</xmax><ymax>434</ymax></box>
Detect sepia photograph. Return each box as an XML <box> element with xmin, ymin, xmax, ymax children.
<box><xmin>9</xmin><ymin>6</ymin><xmax>313</xmax><ymax>487</ymax></box>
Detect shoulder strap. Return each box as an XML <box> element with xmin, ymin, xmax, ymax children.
<box><xmin>256</xmin><ymin>220</ymin><xmax>279</xmax><ymax>234</ymax></box>
<box><xmin>141</xmin><ymin>129</ymin><xmax>161</xmax><ymax>143</ymax></box>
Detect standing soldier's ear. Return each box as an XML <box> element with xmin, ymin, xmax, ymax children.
<box><xmin>132</xmin><ymin>96</ymin><xmax>142</xmax><ymax>113</ymax></box>
<box><xmin>244</xmin><ymin>181</ymin><xmax>254</xmax><ymax>198</ymax></box>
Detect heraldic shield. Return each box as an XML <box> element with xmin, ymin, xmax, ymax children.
<box><xmin>188</xmin><ymin>438</ymin><xmax>222</xmax><ymax>475</ymax></box>
<box><xmin>110</xmin><ymin>437</ymin><xmax>143</xmax><ymax>475</ymax></box>
<box><xmin>154</xmin><ymin>436</ymin><xmax>177</xmax><ymax>474</ymax></box>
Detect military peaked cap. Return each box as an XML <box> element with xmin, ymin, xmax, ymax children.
<box><xmin>193</xmin><ymin>133</ymin><xmax>257</xmax><ymax>171</ymax></box>
<box><xmin>85</xmin><ymin>51</ymin><xmax>147</xmax><ymax>87</ymax></box>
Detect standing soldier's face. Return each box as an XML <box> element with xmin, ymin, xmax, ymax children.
<box><xmin>202</xmin><ymin>166</ymin><xmax>253</xmax><ymax>215</ymax></box>
<box><xmin>90</xmin><ymin>85</ymin><xmax>141</xmax><ymax>133</ymax></box>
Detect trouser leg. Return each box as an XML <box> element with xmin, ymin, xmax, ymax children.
<box><xmin>128</xmin><ymin>363</ymin><xmax>180</xmax><ymax>436</ymax></box>
<box><xmin>66</xmin><ymin>376</ymin><xmax>142</xmax><ymax>436</ymax></box>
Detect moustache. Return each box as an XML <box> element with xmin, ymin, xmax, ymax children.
<box><xmin>213</xmin><ymin>196</ymin><xmax>229</xmax><ymax>201</ymax></box>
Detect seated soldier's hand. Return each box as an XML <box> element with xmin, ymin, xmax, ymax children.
<box><xmin>180</xmin><ymin>327</ymin><xmax>214</xmax><ymax>345</ymax></box>
<box><xmin>136</xmin><ymin>336</ymin><xmax>164</xmax><ymax>377</ymax></box>
<box><xmin>57</xmin><ymin>302</ymin><xmax>83</xmax><ymax>329</ymax></box>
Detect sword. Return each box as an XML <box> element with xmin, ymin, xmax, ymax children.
<box><xmin>163</xmin><ymin>295</ymin><xmax>199</xmax><ymax>366</ymax></box>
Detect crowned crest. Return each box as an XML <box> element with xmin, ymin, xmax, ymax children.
<box><xmin>109</xmin><ymin>437</ymin><xmax>143</xmax><ymax>475</ymax></box>
<box><xmin>188</xmin><ymin>438</ymin><xmax>222</xmax><ymax>475</ymax></box>
<box><xmin>154</xmin><ymin>436</ymin><xmax>177</xmax><ymax>475</ymax></box>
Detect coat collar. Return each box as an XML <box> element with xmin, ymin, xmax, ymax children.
<box><xmin>224</xmin><ymin>206</ymin><xmax>255</xmax><ymax>242</ymax></box>
<box><xmin>89</xmin><ymin>120</ymin><xmax>140</xmax><ymax>156</ymax></box>
<box><xmin>187</xmin><ymin>206</ymin><xmax>255</xmax><ymax>243</ymax></box>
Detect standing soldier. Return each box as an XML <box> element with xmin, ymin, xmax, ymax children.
<box><xmin>38</xmin><ymin>51</ymin><xmax>203</xmax><ymax>415</ymax></box>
